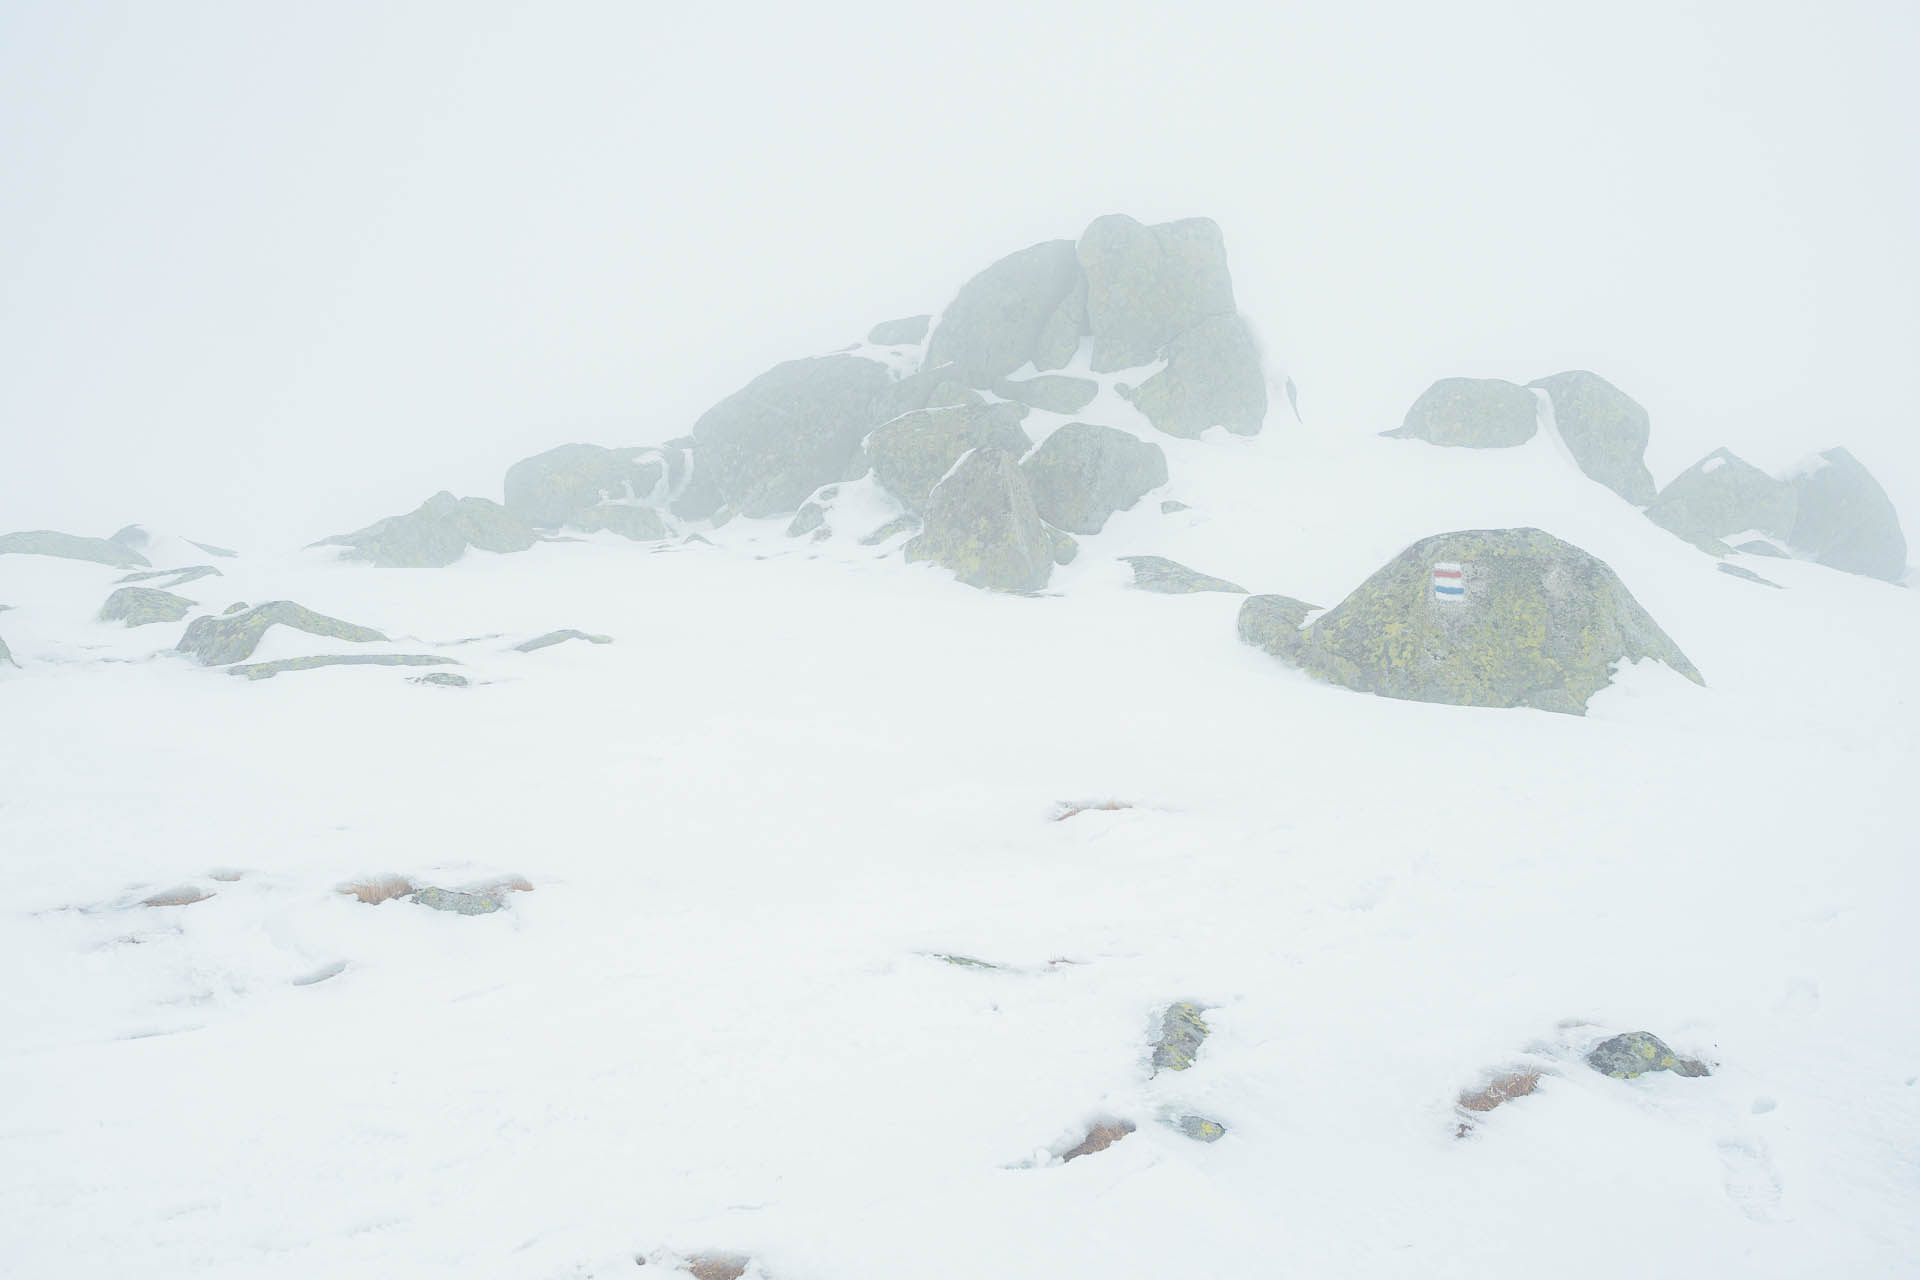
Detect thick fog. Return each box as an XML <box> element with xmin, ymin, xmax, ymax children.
<box><xmin>3</xmin><ymin>1</ymin><xmax>1916</xmax><ymax>548</ymax></box>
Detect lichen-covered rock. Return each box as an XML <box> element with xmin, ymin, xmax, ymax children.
<box><xmin>319</xmin><ymin>491</ymin><xmax>537</xmax><ymax>567</ymax></box>
<box><xmin>515</xmin><ymin>629</ymin><xmax>612</xmax><ymax>653</ymax></box>
<box><xmin>866</xmin><ymin>402</ymin><xmax>1032</xmax><ymax>515</ymax></box>
<box><xmin>1120</xmin><ymin>314</ymin><xmax>1267</xmax><ymax>438</ymax></box>
<box><xmin>1585</xmin><ymin>1031</ymin><xmax>1710</xmax><ymax>1079</ymax></box>
<box><xmin>905</xmin><ymin>447</ymin><xmax>1062</xmax><ymax>592</ymax></box>
<box><xmin>1123</xmin><ymin>556</ymin><xmax>1246</xmax><ymax>595</ymax></box>
<box><xmin>1152</xmin><ymin>1001</ymin><xmax>1209</xmax><ymax>1074</ymax></box>
<box><xmin>227</xmin><ymin>654</ymin><xmax>454</xmax><ymax>680</ymax></box>
<box><xmin>1021</xmin><ymin>423</ymin><xmax>1167</xmax><ymax>534</ymax></box>
<box><xmin>1235</xmin><ymin>594</ymin><xmax>1320</xmax><ymax>658</ymax></box>
<box><xmin>178</xmin><ymin>601</ymin><xmax>387</xmax><ymax>665</ymax></box>
<box><xmin>1644</xmin><ymin>449</ymin><xmax>1796</xmax><ymax>549</ymax></box>
<box><xmin>1273</xmin><ymin>528</ymin><xmax>1702</xmax><ymax>714</ymax></box>
<box><xmin>1787</xmin><ymin>447</ymin><xmax>1908</xmax><ymax>581</ymax></box>
<box><xmin>993</xmin><ymin>373</ymin><xmax>1099</xmax><ymax>415</ymax></box>
<box><xmin>867</xmin><ymin>314</ymin><xmax>930</xmax><ymax>346</ymax></box>
<box><xmin>1388</xmin><ymin>378</ymin><xmax>1538</xmax><ymax>447</ymax></box>
<box><xmin>0</xmin><ymin>530</ymin><xmax>150</xmax><ymax>568</ymax></box>
<box><xmin>924</xmin><ymin>239</ymin><xmax>1083</xmax><ymax>386</ymax></box>
<box><xmin>1079</xmin><ymin>214</ymin><xmax>1236</xmax><ymax>373</ymax></box>
<box><xmin>504</xmin><ymin>443</ymin><xmax>667</xmax><ymax>528</ymax></box>
<box><xmin>1177</xmin><ymin>1115</ymin><xmax>1227</xmax><ymax>1142</ymax></box>
<box><xmin>409</xmin><ymin>885</ymin><xmax>507</xmax><ymax>916</ymax></box>
<box><xmin>1529</xmin><ymin>370</ymin><xmax>1658</xmax><ymax>505</ymax></box>
<box><xmin>571</xmin><ymin>502</ymin><xmax>669</xmax><ymax>541</ymax></box>
<box><xmin>692</xmin><ymin>354</ymin><xmax>896</xmax><ymax>516</ymax></box>
<box><xmin>100</xmin><ymin>586</ymin><xmax>196</xmax><ymax>626</ymax></box>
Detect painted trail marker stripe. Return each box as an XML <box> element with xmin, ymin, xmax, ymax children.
<box><xmin>1433</xmin><ymin>562</ymin><xmax>1465</xmax><ymax>600</ymax></box>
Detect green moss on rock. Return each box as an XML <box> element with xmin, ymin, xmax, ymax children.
<box><xmin>1235</xmin><ymin>594</ymin><xmax>1320</xmax><ymax>659</ymax></box>
<box><xmin>867</xmin><ymin>402</ymin><xmax>1032</xmax><ymax>515</ymax></box>
<box><xmin>904</xmin><ymin>447</ymin><xmax>1062</xmax><ymax>592</ymax></box>
<box><xmin>1152</xmin><ymin>1001</ymin><xmax>1210</xmax><ymax>1074</ymax></box>
<box><xmin>1585</xmin><ymin>1031</ymin><xmax>1710</xmax><ymax>1079</ymax></box>
<box><xmin>100</xmin><ymin>586</ymin><xmax>196</xmax><ymax>627</ymax></box>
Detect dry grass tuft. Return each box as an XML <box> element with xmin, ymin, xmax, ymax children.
<box><xmin>337</xmin><ymin>874</ymin><xmax>415</xmax><ymax>905</ymax></box>
<box><xmin>1051</xmin><ymin>799</ymin><xmax>1133</xmax><ymax>821</ymax></box>
<box><xmin>140</xmin><ymin>885</ymin><xmax>213</xmax><ymax>908</ymax></box>
<box><xmin>465</xmin><ymin>874</ymin><xmax>534</xmax><ymax>895</ymax></box>
<box><xmin>1061</xmin><ymin>1118</ymin><xmax>1136</xmax><ymax>1162</ymax></box>
<box><xmin>1455</xmin><ymin>1068</ymin><xmax>1542</xmax><ymax>1136</ymax></box>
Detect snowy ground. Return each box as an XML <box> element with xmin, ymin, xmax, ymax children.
<box><xmin>3</xmin><ymin>415</ymin><xmax>1918</xmax><ymax>1278</ymax></box>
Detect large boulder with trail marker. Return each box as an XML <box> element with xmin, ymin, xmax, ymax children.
<box><xmin>504</xmin><ymin>443</ymin><xmax>671</xmax><ymax>528</ymax></box>
<box><xmin>1387</xmin><ymin>378</ymin><xmax>1538</xmax><ymax>448</ymax></box>
<box><xmin>691</xmin><ymin>354</ymin><xmax>897</xmax><ymax>517</ymax></box>
<box><xmin>905</xmin><ymin>447</ymin><xmax>1069</xmax><ymax>592</ymax></box>
<box><xmin>1786</xmin><ymin>448</ymin><xmax>1907</xmax><ymax>582</ymax></box>
<box><xmin>866</xmin><ymin>402</ymin><xmax>1032</xmax><ymax>515</ymax></box>
<box><xmin>1020</xmin><ymin>423</ymin><xmax>1167</xmax><ymax>534</ymax></box>
<box><xmin>1528</xmin><ymin>370</ymin><xmax>1657</xmax><ymax>505</ymax></box>
<box><xmin>1247</xmin><ymin>528</ymin><xmax>1702</xmax><ymax>714</ymax></box>
<box><xmin>317</xmin><ymin>492</ymin><xmax>536</xmax><ymax>568</ymax></box>
<box><xmin>1644</xmin><ymin>448</ymin><xmax>1796</xmax><ymax>552</ymax></box>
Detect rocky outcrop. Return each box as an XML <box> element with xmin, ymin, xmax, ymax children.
<box><xmin>1021</xmin><ymin>423</ymin><xmax>1167</xmax><ymax>534</ymax></box>
<box><xmin>1120</xmin><ymin>313</ymin><xmax>1267</xmax><ymax>438</ymax></box>
<box><xmin>1122</xmin><ymin>556</ymin><xmax>1246</xmax><ymax>595</ymax></box>
<box><xmin>1235</xmin><ymin>594</ymin><xmax>1320</xmax><ymax>658</ymax></box>
<box><xmin>227</xmin><ymin>654</ymin><xmax>454</xmax><ymax>680</ymax></box>
<box><xmin>1262</xmin><ymin>528</ymin><xmax>1701</xmax><ymax>714</ymax></box>
<box><xmin>1387</xmin><ymin>378</ymin><xmax>1538</xmax><ymax>447</ymax></box>
<box><xmin>905</xmin><ymin>447</ymin><xmax>1067</xmax><ymax>592</ymax></box>
<box><xmin>923</xmin><ymin>239</ymin><xmax>1083</xmax><ymax>385</ymax></box>
<box><xmin>1787</xmin><ymin>448</ymin><xmax>1908</xmax><ymax>581</ymax></box>
<box><xmin>866</xmin><ymin>402</ymin><xmax>1032</xmax><ymax>514</ymax></box>
<box><xmin>1644</xmin><ymin>449</ymin><xmax>1795</xmax><ymax>551</ymax></box>
<box><xmin>100</xmin><ymin>586</ymin><xmax>196</xmax><ymax>626</ymax></box>
<box><xmin>867</xmin><ymin>314</ymin><xmax>930</xmax><ymax>346</ymax></box>
<box><xmin>1529</xmin><ymin>370</ymin><xmax>1657</xmax><ymax>505</ymax></box>
<box><xmin>1585</xmin><ymin>1031</ymin><xmax>1709</xmax><ymax>1079</ymax></box>
<box><xmin>504</xmin><ymin>443</ymin><xmax>668</xmax><ymax>528</ymax></box>
<box><xmin>177</xmin><ymin>601</ymin><xmax>387</xmax><ymax>665</ymax></box>
<box><xmin>1079</xmin><ymin>215</ymin><xmax>1236</xmax><ymax>373</ymax></box>
<box><xmin>318</xmin><ymin>491</ymin><xmax>537</xmax><ymax>568</ymax></box>
<box><xmin>0</xmin><ymin>530</ymin><xmax>150</xmax><ymax>568</ymax></box>
<box><xmin>692</xmin><ymin>354</ymin><xmax>898</xmax><ymax>516</ymax></box>
<box><xmin>993</xmin><ymin>373</ymin><xmax>1099</xmax><ymax>415</ymax></box>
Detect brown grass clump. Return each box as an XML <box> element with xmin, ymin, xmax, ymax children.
<box><xmin>140</xmin><ymin>885</ymin><xmax>213</xmax><ymax>908</ymax></box>
<box><xmin>683</xmin><ymin>1254</ymin><xmax>751</xmax><ymax>1280</ymax></box>
<box><xmin>1051</xmin><ymin>799</ymin><xmax>1133</xmax><ymax>821</ymax></box>
<box><xmin>1061</xmin><ymin>1118</ymin><xmax>1136</xmax><ymax>1162</ymax></box>
<box><xmin>465</xmin><ymin>874</ymin><xmax>534</xmax><ymax>895</ymax></box>
<box><xmin>337</xmin><ymin>874</ymin><xmax>415</xmax><ymax>905</ymax></box>
<box><xmin>1455</xmin><ymin>1069</ymin><xmax>1542</xmax><ymax>1136</ymax></box>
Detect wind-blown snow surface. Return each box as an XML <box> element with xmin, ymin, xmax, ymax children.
<box><xmin>4</xmin><ymin>422</ymin><xmax>1918</xmax><ymax>1279</ymax></box>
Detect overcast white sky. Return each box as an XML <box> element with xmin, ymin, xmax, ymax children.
<box><xmin>3</xmin><ymin>1</ymin><xmax>1916</xmax><ymax>548</ymax></box>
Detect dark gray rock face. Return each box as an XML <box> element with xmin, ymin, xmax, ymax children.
<box><xmin>177</xmin><ymin>601</ymin><xmax>387</xmax><ymax>665</ymax></box>
<box><xmin>1585</xmin><ymin>1031</ymin><xmax>1710</xmax><ymax>1079</ymax></box>
<box><xmin>1121</xmin><ymin>313</ymin><xmax>1267</xmax><ymax>438</ymax></box>
<box><xmin>692</xmin><ymin>354</ymin><xmax>897</xmax><ymax>517</ymax></box>
<box><xmin>904</xmin><ymin>447</ymin><xmax>1064</xmax><ymax>592</ymax></box>
<box><xmin>227</xmin><ymin>654</ymin><xmax>454</xmax><ymax>680</ymax></box>
<box><xmin>0</xmin><ymin>530</ymin><xmax>150</xmax><ymax>568</ymax></box>
<box><xmin>993</xmin><ymin>374</ymin><xmax>1099</xmax><ymax>415</ymax></box>
<box><xmin>1266</xmin><ymin>528</ymin><xmax>1702</xmax><ymax>714</ymax></box>
<box><xmin>867</xmin><ymin>315</ymin><xmax>930</xmax><ymax>346</ymax></box>
<box><xmin>1644</xmin><ymin>449</ymin><xmax>1796</xmax><ymax>550</ymax></box>
<box><xmin>570</xmin><ymin>503</ymin><xmax>669</xmax><ymax>541</ymax></box>
<box><xmin>1787</xmin><ymin>447</ymin><xmax>1908</xmax><ymax>581</ymax></box>
<box><xmin>1122</xmin><ymin>556</ymin><xmax>1246</xmax><ymax>595</ymax></box>
<box><xmin>100</xmin><ymin>586</ymin><xmax>196</xmax><ymax>626</ymax></box>
<box><xmin>924</xmin><ymin>239</ymin><xmax>1083</xmax><ymax>386</ymax></box>
<box><xmin>1388</xmin><ymin>378</ymin><xmax>1538</xmax><ymax>447</ymax></box>
<box><xmin>515</xmin><ymin>629</ymin><xmax>612</xmax><ymax>653</ymax></box>
<box><xmin>1079</xmin><ymin>215</ymin><xmax>1236</xmax><ymax>373</ymax></box>
<box><xmin>1529</xmin><ymin>370</ymin><xmax>1657</xmax><ymax>505</ymax></box>
<box><xmin>1033</xmin><ymin>275</ymin><xmax>1088</xmax><ymax>371</ymax></box>
<box><xmin>318</xmin><ymin>492</ymin><xmax>537</xmax><ymax>567</ymax></box>
<box><xmin>866</xmin><ymin>402</ymin><xmax>1032</xmax><ymax>515</ymax></box>
<box><xmin>1236</xmin><ymin>594</ymin><xmax>1320</xmax><ymax>658</ymax></box>
<box><xmin>1021</xmin><ymin>423</ymin><xmax>1167</xmax><ymax>534</ymax></box>
<box><xmin>504</xmin><ymin>444</ymin><xmax>668</xmax><ymax>528</ymax></box>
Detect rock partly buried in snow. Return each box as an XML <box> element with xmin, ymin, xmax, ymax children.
<box><xmin>1643</xmin><ymin>449</ymin><xmax>1796</xmax><ymax>551</ymax></box>
<box><xmin>1079</xmin><ymin>214</ymin><xmax>1236</xmax><ymax>373</ymax></box>
<box><xmin>924</xmin><ymin>239</ymin><xmax>1083</xmax><ymax>385</ymax></box>
<box><xmin>1235</xmin><ymin>594</ymin><xmax>1320</xmax><ymax>658</ymax></box>
<box><xmin>411</xmin><ymin>671</ymin><xmax>471</xmax><ymax>687</ymax></box>
<box><xmin>1736</xmin><ymin>538</ymin><xmax>1789</xmax><ymax>558</ymax></box>
<box><xmin>867</xmin><ymin>314</ymin><xmax>930</xmax><ymax>346</ymax></box>
<box><xmin>0</xmin><ymin>633</ymin><xmax>14</xmax><ymax>668</ymax></box>
<box><xmin>1270</xmin><ymin>528</ymin><xmax>1702</xmax><ymax>714</ymax></box>
<box><xmin>227</xmin><ymin>655</ymin><xmax>454</xmax><ymax>681</ymax></box>
<box><xmin>1020</xmin><ymin>423</ymin><xmax>1167</xmax><ymax>534</ymax></box>
<box><xmin>318</xmin><ymin>491</ymin><xmax>537</xmax><ymax>567</ymax></box>
<box><xmin>1121</xmin><ymin>313</ymin><xmax>1267</xmax><ymax>438</ymax></box>
<box><xmin>1787</xmin><ymin>447</ymin><xmax>1908</xmax><ymax>581</ymax></box>
<box><xmin>100</xmin><ymin>586</ymin><xmax>196</xmax><ymax>626</ymax></box>
<box><xmin>866</xmin><ymin>402</ymin><xmax>1032</xmax><ymax>514</ymax></box>
<box><xmin>993</xmin><ymin>373</ymin><xmax>1099</xmax><ymax>415</ymax></box>
<box><xmin>1177</xmin><ymin>1114</ymin><xmax>1227</xmax><ymax>1143</ymax></box>
<box><xmin>1529</xmin><ymin>370</ymin><xmax>1658</xmax><ymax>505</ymax></box>
<box><xmin>1151</xmin><ymin>1001</ymin><xmax>1210</xmax><ymax>1074</ymax></box>
<box><xmin>409</xmin><ymin>885</ymin><xmax>508</xmax><ymax>915</ymax></box>
<box><xmin>1387</xmin><ymin>378</ymin><xmax>1538</xmax><ymax>448</ymax></box>
<box><xmin>1585</xmin><ymin>1031</ymin><xmax>1710</xmax><ymax>1079</ymax></box>
<box><xmin>1717</xmin><ymin>562</ymin><xmax>1782</xmax><ymax>588</ymax></box>
<box><xmin>905</xmin><ymin>447</ymin><xmax>1065</xmax><ymax>592</ymax></box>
<box><xmin>116</xmin><ymin>565</ymin><xmax>223</xmax><ymax>589</ymax></box>
<box><xmin>693</xmin><ymin>354</ymin><xmax>897</xmax><ymax>516</ymax></box>
<box><xmin>504</xmin><ymin>443</ymin><xmax>667</xmax><ymax>528</ymax></box>
<box><xmin>570</xmin><ymin>502</ymin><xmax>669</xmax><ymax>541</ymax></box>
<box><xmin>0</xmin><ymin>530</ymin><xmax>150</xmax><ymax>568</ymax></box>
<box><xmin>515</xmin><ymin>629</ymin><xmax>612</xmax><ymax>653</ymax></box>
<box><xmin>178</xmin><ymin>601</ymin><xmax>387</xmax><ymax>665</ymax></box>
<box><xmin>1122</xmin><ymin>556</ymin><xmax>1246</xmax><ymax>595</ymax></box>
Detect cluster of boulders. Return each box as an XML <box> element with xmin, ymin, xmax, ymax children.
<box><xmin>1390</xmin><ymin>374</ymin><xmax>1908</xmax><ymax>582</ymax></box>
